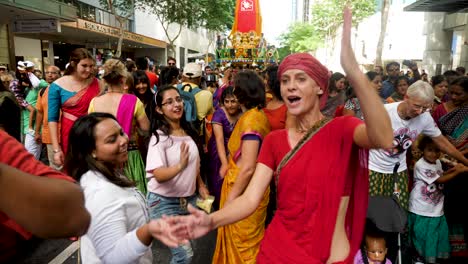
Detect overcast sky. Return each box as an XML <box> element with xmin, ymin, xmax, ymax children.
<box><xmin>259</xmin><ymin>0</ymin><xmax>293</xmax><ymax>46</ymax></box>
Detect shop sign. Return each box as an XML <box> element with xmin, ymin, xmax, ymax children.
<box><xmin>14</xmin><ymin>19</ymin><xmax>60</xmax><ymax>33</ymax></box>
<box><xmin>73</xmin><ymin>19</ymin><xmax>166</xmax><ymax>48</ymax></box>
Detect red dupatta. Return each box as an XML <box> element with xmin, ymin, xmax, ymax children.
<box><xmin>258</xmin><ymin>116</ymin><xmax>369</xmax><ymax>264</ymax></box>
<box><xmin>60</xmin><ymin>78</ymin><xmax>99</xmax><ymax>153</ymax></box>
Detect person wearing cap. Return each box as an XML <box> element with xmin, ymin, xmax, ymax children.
<box><xmin>0</xmin><ymin>65</ymin><xmax>7</xmax><ymax>75</ymax></box>
<box><xmin>22</xmin><ymin>74</ymin><xmax>45</xmax><ymax>160</ymax></box>
<box><xmin>172</xmin><ymin>6</ymin><xmax>393</xmax><ymax>263</ymax></box>
<box><xmin>179</xmin><ymin>63</ymin><xmax>213</xmax><ymax>123</ymax></box>
<box><xmin>10</xmin><ymin>62</ymin><xmax>33</xmax><ymax>112</ymax></box>
<box><xmin>19</xmin><ymin>61</ymin><xmax>41</xmax><ymax>89</ymax></box>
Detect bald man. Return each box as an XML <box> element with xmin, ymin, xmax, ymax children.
<box><xmin>34</xmin><ymin>66</ymin><xmax>62</xmax><ymax>169</ymax></box>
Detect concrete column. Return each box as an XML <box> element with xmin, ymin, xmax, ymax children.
<box><xmin>422</xmin><ymin>12</ymin><xmax>452</xmax><ymax>76</ymax></box>
<box><xmin>0</xmin><ymin>24</ymin><xmax>10</xmax><ymax>67</ymax></box>
<box><xmin>458</xmin><ymin>22</ymin><xmax>468</xmax><ymax>70</ymax></box>
<box><xmin>7</xmin><ymin>23</ymin><xmax>16</xmax><ymax>70</ymax></box>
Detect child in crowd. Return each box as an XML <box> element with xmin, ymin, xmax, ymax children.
<box><xmin>355</xmin><ymin>222</ymin><xmax>392</xmax><ymax>264</ymax></box>
<box><xmin>408</xmin><ymin>136</ymin><xmax>468</xmax><ymax>263</ymax></box>
<box><xmin>386</xmin><ymin>76</ymin><xmax>409</xmax><ymax>103</ymax></box>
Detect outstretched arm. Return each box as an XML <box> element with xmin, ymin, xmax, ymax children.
<box><xmin>340</xmin><ymin>6</ymin><xmax>393</xmax><ymax>149</ymax></box>
<box><xmin>179</xmin><ymin>163</ymin><xmax>273</xmax><ymax>240</ymax></box>
<box><xmin>432</xmin><ymin>135</ymin><xmax>468</xmax><ymax>166</ymax></box>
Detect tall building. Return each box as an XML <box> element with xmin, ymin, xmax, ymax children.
<box><xmin>291</xmin><ymin>0</ymin><xmax>311</xmax><ymax>23</ymax></box>
<box><xmin>405</xmin><ymin>0</ymin><xmax>468</xmax><ymax>75</ymax></box>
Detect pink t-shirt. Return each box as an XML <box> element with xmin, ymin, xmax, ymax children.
<box><xmin>146</xmin><ymin>130</ymin><xmax>199</xmax><ymax>197</ymax></box>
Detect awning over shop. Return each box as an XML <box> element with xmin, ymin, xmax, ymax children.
<box><xmin>60</xmin><ymin>19</ymin><xmax>167</xmax><ymax>49</ymax></box>
<box><xmin>404</xmin><ymin>0</ymin><xmax>468</xmax><ymax>13</ymax></box>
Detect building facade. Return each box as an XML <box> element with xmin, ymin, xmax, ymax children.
<box><xmin>405</xmin><ymin>0</ymin><xmax>468</xmax><ymax>76</ymax></box>
<box><xmin>0</xmin><ymin>0</ymin><xmax>214</xmax><ymax>72</ymax></box>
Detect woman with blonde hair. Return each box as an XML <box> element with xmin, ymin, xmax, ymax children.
<box><xmin>88</xmin><ymin>59</ymin><xmax>150</xmax><ymax>194</ymax></box>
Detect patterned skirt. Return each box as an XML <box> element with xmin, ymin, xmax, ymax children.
<box><xmin>369</xmin><ymin>170</ymin><xmax>409</xmax><ymax>210</ymax></box>
<box><xmin>124</xmin><ymin>146</ymin><xmax>147</xmax><ymax>195</ymax></box>
<box><xmin>408</xmin><ymin>212</ymin><xmax>450</xmax><ymax>263</ymax></box>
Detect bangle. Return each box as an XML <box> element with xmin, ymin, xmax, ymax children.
<box><xmin>53</xmin><ymin>149</ymin><xmax>61</xmax><ymax>153</ymax></box>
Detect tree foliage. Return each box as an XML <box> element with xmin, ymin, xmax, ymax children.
<box><xmin>138</xmin><ymin>0</ymin><xmax>234</xmax><ymax>57</ymax></box>
<box><xmin>199</xmin><ymin>0</ymin><xmax>235</xmax><ymax>32</ymax></box>
<box><xmin>280</xmin><ymin>0</ymin><xmax>375</xmax><ymax>53</ymax></box>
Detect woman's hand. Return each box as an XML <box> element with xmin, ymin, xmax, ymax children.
<box><xmin>175</xmin><ymin>205</ymin><xmax>213</xmax><ymax>240</ymax></box>
<box><xmin>198</xmin><ymin>184</ymin><xmax>210</xmax><ymax>199</ymax></box>
<box><xmin>340</xmin><ymin>5</ymin><xmax>356</xmax><ymax>73</ymax></box>
<box><xmin>219</xmin><ymin>162</ymin><xmax>228</xmax><ymax>178</ymax></box>
<box><xmin>53</xmin><ymin>150</ymin><xmax>64</xmax><ymax>167</ymax></box>
<box><xmin>178</xmin><ymin>142</ymin><xmax>189</xmax><ymax>171</ymax></box>
<box><xmin>148</xmin><ymin>216</ymin><xmax>189</xmax><ymax>248</ymax></box>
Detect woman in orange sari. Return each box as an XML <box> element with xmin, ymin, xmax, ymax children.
<box><xmin>212</xmin><ymin>70</ymin><xmax>271</xmax><ymax>263</ymax></box>
<box><xmin>48</xmin><ymin>48</ymin><xmax>100</xmax><ymax>168</ymax></box>
<box><xmin>177</xmin><ymin>6</ymin><xmax>394</xmax><ymax>264</ymax></box>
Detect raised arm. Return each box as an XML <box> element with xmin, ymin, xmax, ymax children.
<box><xmin>340</xmin><ymin>6</ymin><xmax>393</xmax><ymax>149</ymax></box>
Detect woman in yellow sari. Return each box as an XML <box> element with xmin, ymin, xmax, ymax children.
<box><xmin>212</xmin><ymin>70</ymin><xmax>271</xmax><ymax>263</ymax></box>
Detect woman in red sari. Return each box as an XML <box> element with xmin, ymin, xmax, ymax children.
<box><xmin>176</xmin><ymin>6</ymin><xmax>394</xmax><ymax>264</ymax></box>
<box><xmin>48</xmin><ymin>48</ymin><xmax>100</xmax><ymax>168</ymax></box>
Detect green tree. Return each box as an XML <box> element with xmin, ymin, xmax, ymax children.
<box><xmin>198</xmin><ymin>0</ymin><xmax>235</xmax><ymax>63</ymax></box>
<box><xmin>138</xmin><ymin>0</ymin><xmax>233</xmax><ymax>59</ymax></box>
<box><xmin>277</xmin><ymin>45</ymin><xmax>292</xmax><ymax>61</ymax></box>
<box><xmin>99</xmin><ymin>0</ymin><xmax>134</xmax><ymax>58</ymax></box>
<box><xmin>375</xmin><ymin>0</ymin><xmax>390</xmax><ymax>68</ymax></box>
<box><xmin>280</xmin><ymin>0</ymin><xmax>375</xmax><ymax>53</ymax></box>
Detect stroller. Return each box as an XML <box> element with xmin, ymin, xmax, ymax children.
<box><xmin>367</xmin><ymin>162</ymin><xmax>407</xmax><ymax>264</ymax></box>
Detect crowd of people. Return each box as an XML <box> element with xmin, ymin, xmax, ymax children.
<box><xmin>0</xmin><ymin>6</ymin><xmax>467</xmax><ymax>264</ymax></box>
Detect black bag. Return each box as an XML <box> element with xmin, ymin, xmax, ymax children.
<box><xmin>367</xmin><ymin>162</ymin><xmax>407</xmax><ymax>233</ymax></box>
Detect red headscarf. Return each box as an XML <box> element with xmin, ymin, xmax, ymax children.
<box><xmin>278</xmin><ymin>53</ymin><xmax>330</xmax><ymax>110</ymax></box>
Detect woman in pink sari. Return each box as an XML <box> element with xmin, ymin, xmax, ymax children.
<box><xmin>48</xmin><ymin>48</ymin><xmax>100</xmax><ymax>168</ymax></box>
<box><xmin>88</xmin><ymin>59</ymin><xmax>150</xmax><ymax>194</ymax></box>
<box><xmin>176</xmin><ymin>6</ymin><xmax>394</xmax><ymax>264</ymax></box>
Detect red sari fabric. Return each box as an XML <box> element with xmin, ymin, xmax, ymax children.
<box><xmin>263</xmin><ymin>104</ymin><xmax>287</xmax><ymax>131</ymax></box>
<box><xmin>256</xmin><ymin>116</ymin><xmax>369</xmax><ymax>263</ymax></box>
<box><xmin>0</xmin><ymin>130</ymin><xmax>74</xmax><ymax>261</ymax></box>
<box><xmin>432</xmin><ymin>103</ymin><xmax>448</xmax><ymax>126</ymax></box>
<box><xmin>60</xmin><ymin>78</ymin><xmax>99</xmax><ymax>153</ymax></box>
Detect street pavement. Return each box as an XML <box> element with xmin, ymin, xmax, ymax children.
<box><xmin>18</xmin><ymin>230</ymin><xmax>217</xmax><ymax>264</ymax></box>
